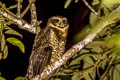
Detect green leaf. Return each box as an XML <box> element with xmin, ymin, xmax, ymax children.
<box><xmin>109</xmin><ymin>67</ymin><xmax>114</xmax><ymax>80</ymax></box>
<box><xmin>84</xmin><ymin>69</ymin><xmax>96</xmax><ymax>80</ymax></box>
<box><xmin>91</xmin><ymin>46</ymin><xmax>103</xmax><ymax>53</ymax></box>
<box><xmin>114</xmin><ymin>56</ymin><xmax>120</xmax><ymax>63</ymax></box>
<box><xmin>69</xmin><ymin>65</ymin><xmax>80</xmax><ymax>69</ymax></box>
<box><xmin>63</xmin><ymin>69</ymin><xmax>73</xmax><ymax>73</ymax></box>
<box><xmin>106</xmin><ymin>32</ymin><xmax>120</xmax><ymax>48</ymax></box>
<box><xmin>72</xmin><ymin>72</ymin><xmax>83</xmax><ymax>80</ymax></box>
<box><xmin>105</xmin><ymin>32</ymin><xmax>120</xmax><ymax>55</ymax></box>
<box><xmin>8</xmin><ymin>4</ymin><xmax>17</xmax><ymax>10</ymax></box>
<box><xmin>5</xmin><ymin>29</ymin><xmax>23</xmax><ymax>38</ymax></box>
<box><xmin>0</xmin><ymin>33</ymin><xmax>8</xmax><ymax>59</ymax></box>
<box><xmin>89</xmin><ymin>69</ymin><xmax>96</xmax><ymax>80</ymax></box>
<box><xmin>91</xmin><ymin>0</ymin><xmax>100</xmax><ymax>6</ymax></box>
<box><xmin>103</xmin><ymin>74</ymin><xmax>109</xmax><ymax>80</ymax></box>
<box><xmin>113</xmin><ymin>64</ymin><xmax>120</xmax><ymax>80</ymax></box>
<box><xmin>1</xmin><ymin>34</ymin><xmax>6</xmax><ymax>51</ymax></box>
<box><xmin>102</xmin><ymin>0</ymin><xmax>120</xmax><ymax>10</ymax></box>
<box><xmin>0</xmin><ymin>77</ymin><xmax>6</xmax><ymax>80</ymax></box>
<box><xmin>102</xmin><ymin>4</ymin><xmax>110</xmax><ymax>15</ymax></box>
<box><xmin>84</xmin><ymin>73</ymin><xmax>91</xmax><ymax>80</ymax></box>
<box><xmin>14</xmin><ymin>77</ymin><xmax>24</xmax><ymax>80</ymax></box>
<box><xmin>3</xmin><ymin>25</ymin><xmax>11</xmax><ymax>30</ymax></box>
<box><xmin>86</xmin><ymin>41</ymin><xmax>105</xmax><ymax>53</ymax></box>
<box><xmin>89</xmin><ymin>11</ymin><xmax>100</xmax><ymax>27</ymax></box>
<box><xmin>64</xmin><ymin>0</ymin><xmax>72</xmax><ymax>9</ymax></box>
<box><xmin>3</xmin><ymin>45</ymin><xmax>8</xmax><ymax>59</ymax></box>
<box><xmin>79</xmin><ymin>49</ymin><xmax>90</xmax><ymax>54</ymax></box>
<box><xmin>7</xmin><ymin>37</ymin><xmax>25</xmax><ymax>53</ymax></box>
<box><xmin>69</xmin><ymin>56</ymin><xmax>82</xmax><ymax>66</ymax></box>
<box><xmin>83</xmin><ymin>56</ymin><xmax>95</xmax><ymax>69</ymax></box>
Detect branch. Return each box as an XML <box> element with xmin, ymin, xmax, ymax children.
<box><xmin>16</xmin><ymin>0</ymin><xmax>23</xmax><ymax>18</ymax></box>
<box><xmin>38</xmin><ymin>35</ymin><xmax>96</xmax><ymax>79</ymax></box>
<box><xmin>21</xmin><ymin>3</ymin><xmax>31</xmax><ymax>18</ymax></box>
<box><xmin>0</xmin><ymin>9</ymin><xmax>37</xmax><ymax>33</ymax></box>
<box><xmin>0</xmin><ymin>1</ymin><xmax>16</xmax><ymax>17</ymax></box>
<box><xmin>29</xmin><ymin>0</ymin><xmax>38</xmax><ymax>27</ymax></box>
<box><xmin>0</xmin><ymin>0</ymin><xmax>40</xmax><ymax>33</ymax></box>
<box><xmin>32</xmin><ymin>8</ymin><xmax>120</xmax><ymax>80</ymax></box>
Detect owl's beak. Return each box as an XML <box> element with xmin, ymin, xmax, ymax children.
<box><xmin>58</xmin><ymin>22</ymin><xmax>65</xmax><ymax>28</ymax></box>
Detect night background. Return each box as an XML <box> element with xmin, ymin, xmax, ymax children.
<box><xmin>0</xmin><ymin>0</ymin><xmax>92</xmax><ymax>80</ymax></box>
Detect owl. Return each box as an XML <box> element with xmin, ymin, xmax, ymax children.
<box><xmin>25</xmin><ymin>16</ymin><xmax>69</xmax><ymax>79</ymax></box>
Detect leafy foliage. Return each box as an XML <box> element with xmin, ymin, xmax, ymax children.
<box><xmin>0</xmin><ymin>76</ymin><xmax>6</xmax><ymax>80</ymax></box>
<box><xmin>49</xmin><ymin>0</ymin><xmax>120</xmax><ymax>80</ymax></box>
<box><xmin>7</xmin><ymin>37</ymin><xmax>25</xmax><ymax>53</ymax></box>
<box><xmin>0</xmin><ymin>4</ymin><xmax>24</xmax><ymax>60</ymax></box>
<box><xmin>14</xmin><ymin>77</ymin><xmax>24</xmax><ymax>80</ymax></box>
<box><xmin>102</xmin><ymin>0</ymin><xmax>120</xmax><ymax>10</ymax></box>
<box><xmin>64</xmin><ymin>0</ymin><xmax>72</xmax><ymax>9</ymax></box>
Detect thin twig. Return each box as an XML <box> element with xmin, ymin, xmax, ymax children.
<box><xmin>0</xmin><ymin>1</ymin><xmax>16</xmax><ymax>17</ymax></box>
<box><xmin>16</xmin><ymin>0</ymin><xmax>23</xmax><ymax>18</ymax></box>
<box><xmin>21</xmin><ymin>3</ymin><xmax>31</xmax><ymax>18</ymax></box>
<box><xmin>97</xmin><ymin>65</ymin><xmax>100</xmax><ymax>78</ymax></box>
<box><xmin>99</xmin><ymin>56</ymin><xmax>114</xmax><ymax>80</ymax></box>
<box><xmin>82</xmin><ymin>0</ymin><xmax>98</xmax><ymax>16</ymax></box>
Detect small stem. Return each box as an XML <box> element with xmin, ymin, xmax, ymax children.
<box><xmin>16</xmin><ymin>0</ymin><xmax>23</xmax><ymax>18</ymax></box>
<box><xmin>97</xmin><ymin>66</ymin><xmax>100</xmax><ymax>78</ymax></box>
<box><xmin>29</xmin><ymin>0</ymin><xmax>38</xmax><ymax>27</ymax></box>
<box><xmin>0</xmin><ymin>1</ymin><xmax>16</xmax><ymax>17</ymax></box>
<box><xmin>21</xmin><ymin>3</ymin><xmax>31</xmax><ymax>18</ymax></box>
<box><xmin>99</xmin><ymin>56</ymin><xmax>114</xmax><ymax>80</ymax></box>
<box><xmin>82</xmin><ymin>0</ymin><xmax>98</xmax><ymax>16</ymax></box>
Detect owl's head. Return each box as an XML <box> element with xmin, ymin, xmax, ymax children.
<box><xmin>47</xmin><ymin>16</ymin><xmax>69</xmax><ymax>33</ymax></box>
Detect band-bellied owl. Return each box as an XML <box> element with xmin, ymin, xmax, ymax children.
<box><xmin>26</xmin><ymin>16</ymin><xmax>69</xmax><ymax>79</ymax></box>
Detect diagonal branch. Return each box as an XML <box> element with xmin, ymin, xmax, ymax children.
<box><xmin>0</xmin><ymin>1</ymin><xmax>16</xmax><ymax>17</ymax></box>
<box><xmin>31</xmin><ymin>8</ymin><xmax>120</xmax><ymax>80</ymax></box>
<box><xmin>0</xmin><ymin>0</ymin><xmax>40</xmax><ymax>33</ymax></box>
<box><xmin>82</xmin><ymin>0</ymin><xmax>98</xmax><ymax>16</ymax></box>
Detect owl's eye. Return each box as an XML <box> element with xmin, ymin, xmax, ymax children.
<box><xmin>62</xmin><ymin>20</ymin><xmax>68</xmax><ymax>26</ymax></box>
<box><xmin>51</xmin><ymin>19</ymin><xmax>59</xmax><ymax>24</ymax></box>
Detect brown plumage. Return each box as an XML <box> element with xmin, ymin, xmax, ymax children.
<box><xmin>26</xmin><ymin>16</ymin><xmax>69</xmax><ymax>79</ymax></box>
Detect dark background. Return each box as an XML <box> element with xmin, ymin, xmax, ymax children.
<box><xmin>0</xmin><ymin>0</ymin><xmax>91</xmax><ymax>79</ymax></box>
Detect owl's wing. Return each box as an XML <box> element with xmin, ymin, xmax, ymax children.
<box><xmin>27</xmin><ymin>28</ymin><xmax>52</xmax><ymax>78</ymax></box>
<box><xmin>31</xmin><ymin>46</ymin><xmax>52</xmax><ymax>76</ymax></box>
